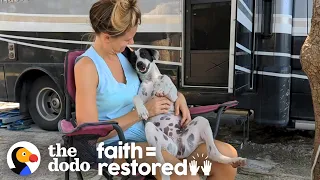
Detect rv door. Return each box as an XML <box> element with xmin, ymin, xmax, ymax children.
<box><xmin>232</xmin><ymin>0</ymin><xmax>255</xmax><ymax>95</ymax></box>
<box><xmin>183</xmin><ymin>0</ymin><xmax>253</xmax><ymax>95</ymax></box>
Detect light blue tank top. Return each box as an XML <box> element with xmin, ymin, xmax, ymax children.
<box><xmin>75</xmin><ymin>46</ymin><xmax>147</xmax><ymax>144</ymax></box>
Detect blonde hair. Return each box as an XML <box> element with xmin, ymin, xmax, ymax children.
<box><xmin>89</xmin><ymin>0</ymin><xmax>141</xmax><ymax>37</ymax></box>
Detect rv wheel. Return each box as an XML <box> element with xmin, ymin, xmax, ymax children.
<box><xmin>28</xmin><ymin>76</ymin><xmax>65</xmax><ymax>131</ymax></box>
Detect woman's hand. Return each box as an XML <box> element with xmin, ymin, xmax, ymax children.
<box><xmin>144</xmin><ymin>96</ymin><xmax>172</xmax><ymax>118</ymax></box>
<box><xmin>175</xmin><ymin>92</ymin><xmax>192</xmax><ymax>127</ymax></box>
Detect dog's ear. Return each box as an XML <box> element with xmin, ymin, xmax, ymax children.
<box><xmin>122</xmin><ymin>46</ymin><xmax>137</xmax><ymax>68</ymax></box>
<box><xmin>146</xmin><ymin>49</ymin><xmax>160</xmax><ymax>61</ymax></box>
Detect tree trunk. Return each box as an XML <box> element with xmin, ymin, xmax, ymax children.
<box><xmin>300</xmin><ymin>0</ymin><xmax>320</xmax><ymax>179</ymax></box>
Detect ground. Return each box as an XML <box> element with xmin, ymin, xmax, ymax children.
<box><xmin>228</xmin><ymin>125</ymin><xmax>313</xmax><ymax>180</ymax></box>
<box><xmin>0</xmin><ymin>102</ymin><xmax>314</xmax><ymax>179</ymax></box>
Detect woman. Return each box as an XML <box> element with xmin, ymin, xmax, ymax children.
<box><xmin>74</xmin><ymin>0</ymin><xmax>239</xmax><ymax>179</ymax></box>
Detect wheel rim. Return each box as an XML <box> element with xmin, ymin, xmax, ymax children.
<box><xmin>36</xmin><ymin>87</ymin><xmax>62</xmax><ymax>121</ymax></box>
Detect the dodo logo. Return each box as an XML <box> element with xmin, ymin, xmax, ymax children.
<box><xmin>7</xmin><ymin>141</ymin><xmax>40</xmax><ymax>176</ymax></box>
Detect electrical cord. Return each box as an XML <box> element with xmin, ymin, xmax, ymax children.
<box><xmin>311</xmin><ymin>145</ymin><xmax>320</xmax><ymax>180</ymax></box>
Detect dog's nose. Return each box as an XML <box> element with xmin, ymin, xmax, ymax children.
<box><xmin>137</xmin><ymin>61</ymin><xmax>144</xmax><ymax>69</ymax></box>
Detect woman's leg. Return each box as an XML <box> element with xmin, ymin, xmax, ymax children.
<box><xmin>113</xmin><ymin>142</ymin><xmax>201</xmax><ymax>180</ymax></box>
<box><xmin>183</xmin><ymin>140</ymin><xmax>239</xmax><ymax>180</ymax></box>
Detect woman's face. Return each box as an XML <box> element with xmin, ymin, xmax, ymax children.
<box><xmin>101</xmin><ymin>26</ymin><xmax>137</xmax><ymax>54</ymax></box>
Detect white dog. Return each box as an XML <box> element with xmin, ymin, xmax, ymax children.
<box><xmin>123</xmin><ymin>47</ymin><xmax>247</xmax><ymax>179</ymax></box>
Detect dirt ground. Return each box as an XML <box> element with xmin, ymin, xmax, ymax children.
<box><xmin>226</xmin><ymin>124</ymin><xmax>314</xmax><ymax>180</ymax></box>
<box><xmin>216</xmin><ymin>112</ymin><xmax>314</xmax><ymax>180</ymax></box>
<box><xmin>0</xmin><ymin>102</ymin><xmax>315</xmax><ymax>180</ymax></box>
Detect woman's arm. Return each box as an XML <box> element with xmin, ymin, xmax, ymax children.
<box><xmin>74</xmin><ymin>57</ymin><xmax>141</xmax><ymax>139</ymax></box>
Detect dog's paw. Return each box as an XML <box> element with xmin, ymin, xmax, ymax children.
<box><xmin>154</xmin><ymin>86</ymin><xmax>164</xmax><ymax>97</ymax></box>
<box><xmin>156</xmin><ymin>90</ymin><xmax>166</xmax><ymax>97</ymax></box>
<box><xmin>163</xmin><ymin>84</ymin><xmax>172</xmax><ymax>96</ymax></box>
<box><xmin>230</xmin><ymin>157</ymin><xmax>247</xmax><ymax>168</ymax></box>
<box><xmin>136</xmin><ymin>105</ymin><xmax>149</xmax><ymax>120</ymax></box>
<box><xmin>154</xmin><ymin>84</ymin><xmax>172</xmax><ymax>97</ymax></box>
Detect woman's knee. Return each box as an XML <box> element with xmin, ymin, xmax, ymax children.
<box><xmin>190</xmin><ymin>140</ymin><xmax>238</xmax><ymax>158</ymax></box>
<box><xmin>225</xmin><ymin>142</ymin><xmax>238</xmax><ymax>158</ymax></box>
<box><xmin>214</xmin><ymin>140</ymin><xmax>238</xmax><ymax>158</ymax></box>
<box><xmin>166</xmin><ymin>166</ymin><xmax>201</xmax><ymax>180</ymax></box>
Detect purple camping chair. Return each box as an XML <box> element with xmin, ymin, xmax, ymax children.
<box><xmin>58</xmin><ymin>49</ymin><xmax>239</xmax><ymax>180</ymax></box>
<box><xmin>58</xmin><ymin>50</ymin><xmax>156</xmax><ymax>180</ymax></box>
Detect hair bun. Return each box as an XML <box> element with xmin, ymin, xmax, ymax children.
<box><xmin>127</xmin><ymin>0</ymin><xmax>138</xmax><ymax>8</ymax></box>
<box><xmin>115</xmin><ymin>0</ymin><xmax>138</xmax><ymax>11</ymax></box>
<box><xmin>111</xmin><ymin>0</ymin><xmax>141</xmax><ymax>36</ymax></box>
<box><xmin>89</xmin><ymin>0</ymin><xmax>141</xmax><ymax>37</ymax></box>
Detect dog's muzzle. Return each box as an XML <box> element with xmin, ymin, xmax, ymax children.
<box><xmin>137</xmin><ymin>61</ymin><xmax>149</xmax><ymax>73</ymax></box>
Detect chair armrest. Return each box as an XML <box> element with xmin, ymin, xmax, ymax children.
<box><xmin>58</xmin><ymin>119</ymin><xmax>119</xmax><ymax>137</ymax></box>
<box><xmin>59</xmin><ymin>119</ymin><xmax>131</xmax><ymax>163</ymax></box>
<box><xmin>188</xmin><ymin>100</ymin><xmax>239</xmax><ymax>138</ymax></box>
<box><xmin>189</xmin><ymin>100</ymin><xmax>239</xmax><ymax>115</ymax></box>
<box><xmin>219</xmin><ymin>100</ymin><xmax>239</xmax><ymax>109</ymax></box>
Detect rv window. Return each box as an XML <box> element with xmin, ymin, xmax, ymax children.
<box><xmin>190</xmin><ymin>1</ymin><xmax>231</xmax><ymax>50</ymax></box>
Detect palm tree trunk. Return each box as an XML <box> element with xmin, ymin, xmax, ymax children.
<box><xmin>300</xmin><ymin>0</ymin><xmax>320</xmax><ymax>179</ymax></box>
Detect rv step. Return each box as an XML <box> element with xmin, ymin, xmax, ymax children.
<box><xmin>294</xmin><ymin>120</ymin><xmax>315</xmax><ymax>131</ymax></box>
<box><xmin>225</xmin><ymin>109</ymin><xmax>252</xmax><ymax>116</ymax></box>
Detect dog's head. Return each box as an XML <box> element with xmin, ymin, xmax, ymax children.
<box><xmin>123</xmin><ymin>47</ymin><xmax>160</xmax><ymax>76</ymax></box>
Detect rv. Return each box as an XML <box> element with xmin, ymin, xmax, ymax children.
<box><xmin>0</xmin><ymin>0</ymin><xmax>315</xmax><ymax>131</ymax></box>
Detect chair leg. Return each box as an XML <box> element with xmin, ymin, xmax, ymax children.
<box><xmin>63</xmin><ymin>136</ymin><xmax>70</xmax><ymax>180</ymax></box>
<box><xmin>244</xmin><ymin>111</ymin><xmax>250</xmax><ymax>143</ymax></box>
<box><xmin>239</xmin><ymin>111</ymin><xmax>250</xmax><ymax>149</ymax></box>
<box><xmin>75</xmin><ymin>170</ymin><xmax>84</xmax><ymax>180</ymax></box>
<box><xmin>65</xmin><ymin>156</ymin><xmax>70</xmax><ymax>180</ymax></box>
<box><xmin>213</xmin><ymin>107</ymin><xmax>225</xmax><ymax>139</ymax></box>
<box><xmin>102</xmin><ymin>167</ymin><xmax>112</xmax><ymax>179</ymax></box>
<box><xmin>63</xmin><ymin>136</ymin><xmax>83</xmax><ymax>180</ymax></box>
<box><xmin>69</xmin><ymin>156</ymin><xmax>83</xmax><ymax>180</ymax></box>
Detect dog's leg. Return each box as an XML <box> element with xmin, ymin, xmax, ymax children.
<box><xmin>145</xmin><ymin>122</ymin><xmax>178</xmax><ymax>180</ymax></box>
<box><xmin>133</xmin><ymin>95</ymin><xmax>149</xmax><ymax>120</ymax></box>
<box><xmin>154</xmin><ymin>75</ymin><xmax>178</xmax><ymax>102</ymax></box>
<box><xmin>180</xmin><ymin>116</ymin><xmax>247</xmax><ymax>167</ymax></box>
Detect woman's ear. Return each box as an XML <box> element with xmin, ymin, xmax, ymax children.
<box><xmin>102</xmin><ymin>33</ymin><xmax>112</xmax><ymax>43</ymax></box>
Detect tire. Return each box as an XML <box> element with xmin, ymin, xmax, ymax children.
<box><xmin>28</xmin><ymin>76</ymin><xmax>65</xmax><ymax>131</ymax></box>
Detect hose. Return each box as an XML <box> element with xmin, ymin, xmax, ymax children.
<box><xmin>311</xmin><ymin>145</ymin><xmax>320</xmax><ymax>180</ymax></box>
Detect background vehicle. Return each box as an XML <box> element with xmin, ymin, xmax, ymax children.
<box><xmin>0</xmin><ymin>0</ymin><xmax>314</xmax><ymax>131</ymax></box>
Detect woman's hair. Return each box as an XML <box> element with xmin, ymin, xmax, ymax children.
<box><xmin>89</xmin><ymin>0</ymin><xmax>141</xmax><ymax>38</ymax></box>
